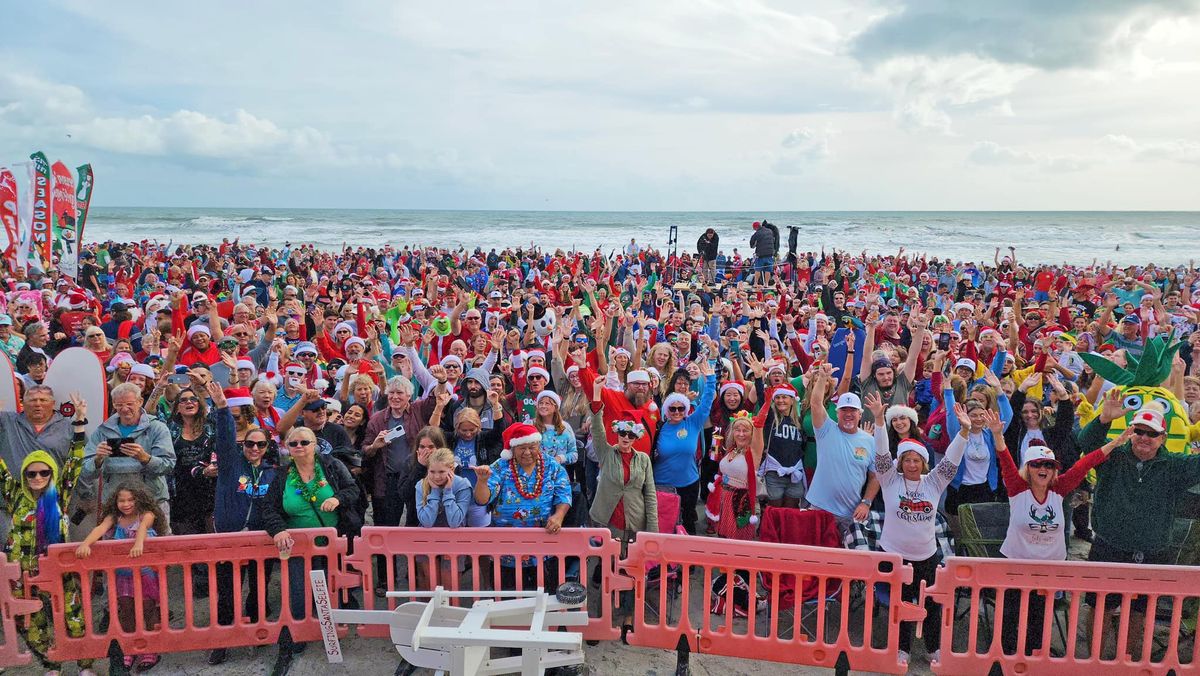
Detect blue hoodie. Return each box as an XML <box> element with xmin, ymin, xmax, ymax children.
<box><xmin>212</xmin><ymin>407</ymin><xmax>276</xmax><ymax>533</ymax></box>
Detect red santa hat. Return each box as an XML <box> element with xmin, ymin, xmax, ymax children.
<box><xmin>224</xmin><ymin>387</ymin><xmax>253</xmax><ymax>408</ymax></box>
<box><xmin>500</xmin><ymin>422</ymin><xmax>543</xmax><ymax>461</ymax></box>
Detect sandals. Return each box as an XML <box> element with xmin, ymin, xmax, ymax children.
<box><xmin>136</xmin><ymin>654</ymin><xmax>161</xmax><ymax>671</ymax></box>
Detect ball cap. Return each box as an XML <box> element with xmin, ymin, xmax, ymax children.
<box><xmin>1021</xmin><ymin>445</ymin><xmax>1060</xmax><ymax>470</ymax></box>
<box><xmin>835</xmin><ymin>393</ymin><xmax>862</xmax><ymax>410</ymax></box>
<box><xmin>1130</xmin><ymin>406</ymin><xmax>1166</xmax><ymax>433</ymax></box>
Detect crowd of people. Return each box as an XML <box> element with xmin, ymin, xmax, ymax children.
<box><xmin>2</xmin><ymin>226</ymin><xmax>1200</xmax><ymax>673</ymax></box>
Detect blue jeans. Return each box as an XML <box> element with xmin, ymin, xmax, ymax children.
<box><xmin>754</xmin><ymin>256</ymin><xmax>775</xmax><ymax>273</ymax></box>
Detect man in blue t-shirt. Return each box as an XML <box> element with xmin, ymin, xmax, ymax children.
<box><xmin>805</xmin><ymin>365</ymin><xmax>878</xmax><ymax>536</ymax></box>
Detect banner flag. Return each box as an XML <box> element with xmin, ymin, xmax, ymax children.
<box><xmin>51</xmin><ymin>161</ymin><xmax>78</xmax><ymax>278</ymax></box>
<box><xmin>0</xmin><ymin>168</ymin><xmax>17</xmax><ymax>269</ymax></box>
<box><xmin>75</xmin><ymin>163</ymin><xmax>93</xmax><ymax>247</ymax></box>
<box><xmin>29</xmin><ymin>152</ymin><xmax>53</xmax><ymax>271</ymax></box>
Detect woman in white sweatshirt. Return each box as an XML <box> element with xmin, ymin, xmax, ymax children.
<box><xmin>865</xmin><ymin>394</ymin><xmax>970</xmax><ymax>667</ymax></box>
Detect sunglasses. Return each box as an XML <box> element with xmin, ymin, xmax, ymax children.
<box><xmin>667</xmin><ymin>406</ymin><xmax>687</xmax><ymax>413</ymax></box>
<box><xmin>1027</xmin><ymin>460</ymin><xmax>1058</xmax><ymax>470</ymax></box>
<box><xmin>528</xmin><ymin>374</ymin><xmax>546</xmax><ymax>380</ymax></box>
<box><xmin>242</xmin><ymin>439</ymin><xmax>270</xmax><ymax>449</ymax></box>
<box><xmin>287</xmin><ymin>439</ymin><xmax>314</xmax><ymax>448</ymax></box>
<box><xmin>177</xmin><ymin>397</ymin><xmax>199</xmax><ymax>404</ymax></box>
<box><xmin>617</xmin><ymin>430</ymin><xmax>640</xmax><ymax>439</ymax></box>
<box><xmin>1132</xmin><ymin>428</ymin><xmax>1162</xmax><ymax>438</ymax></box>
<box><xmin>25</xmin><ymin>469</ymin><xmax>52</xmax><ymax>479</ymax></box>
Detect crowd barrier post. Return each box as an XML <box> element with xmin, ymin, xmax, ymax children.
<box><xmin>0</xmin><ymin>553</ymin><xmax>43</xmax><ymax>667</ymax></box>
<box><xmin>24</xmin><ymin>528</ymin><xmax>347</xmax><ymax>663</ymax></box>
<box><xmin>618</xmin><ymin>532</ymin><xmax>924</xmax><ymax>675</ymax></box>
<box><xmin>343</xmin><ymin>526</ymin><xmax>627</xmax><ymax>644</ymax></box>
<box><xmin>924</xmin><ymin>555</ymin><xmax>1200</xmax><ymax>675</ymax></box>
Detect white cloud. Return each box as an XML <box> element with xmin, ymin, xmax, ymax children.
<box><xmin>0</xmin><ymin>73</ymin><xmax>89</xmax><ymax>125</ymax></box>
<box><xmin>873</xmin><ymin>56</ymin><xmax>1032</xmax><ymax>133</ymax></box>
<box><xmin>853</xmin><ymin>1</ymin><xmax>1200</xmax><ymax>70</ymax></box>
<box><xmin>68</xmin><ymin>109</ymin><xmax>338</xmax><ymax>164</ymax></box>
<box><xmin>772</xmin><ymin>125</ymin><xmax>836</xmax><ymax>175</ymax></box>
<box><xmin>968</xmin><ymin>141</ymin><xmax>1094</xmax><ymax>173</ymax></box>
<box><xmin>1104</xmin><ymin>134</ymin><xmax>1200</xmax><ymax>164</ymax></box>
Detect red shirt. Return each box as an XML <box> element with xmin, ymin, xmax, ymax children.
<box><xmin>608</xmin><ymin>451</ymin><xmax>634</xmax><ymax>530</ymax></box>
<box><xmin>581</xmin><ymin>364</ymin><xmax>659</xmax><ymax>455</ymax></box>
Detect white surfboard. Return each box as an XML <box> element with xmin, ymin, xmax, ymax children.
<box><xmin>0</xmin><ymin>350</ymin><xmax>19</xmax><ymax>413</ymax></box>
<box><xmin>43</xmin><ymin>347</ymin><xmax>109</xmax><ymax>438</ymax></box>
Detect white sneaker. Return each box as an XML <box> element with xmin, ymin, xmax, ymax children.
<box><xmin>897</xmin><ymin>650</ymin><xmax>909</xmax><ymax>665</ymax></box>
<box><xmin>929</xmin><ymin>649</ymin><xmax>940</xmax><ymax>663</ymax></box>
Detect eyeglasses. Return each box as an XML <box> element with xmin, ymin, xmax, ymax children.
<box><xmin>287</xmin><ymin>439</ymin><xmax>314</xmax><ymax>448</ymax></box>
<box><xmin>617</xmin><ymin>430</ymin><xmax>640</xmax><ymax>439</ymax></box>
<box><xmin>1027</xmin><ymin>460</ymin><xmax>1058</xmax><ymax>470</ymax></box>
<box><xmin>25</xmin><ymin>469</ymin><xmax>52</xmax><ymax>479</ymax></box>
<box><xmin>177</xmin><ymin>397</ymin><xmax>199</xmax><ymax>404</ymax></box>
<box><xmin>242</xmin><ymin>439</ymin><xmax>269</xmax><ymax>449</ymax></box>
<box><xmin>667</xmin><ymin>406</ymin><xmax>686</xmax><ymax>413</ymax></box>
<box><xmin>1132</xmin><ymin>428</ymin><xmax>1162</xmax><ymax>438</ymax></box>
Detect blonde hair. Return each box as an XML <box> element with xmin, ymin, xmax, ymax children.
<box><xmin>421</xmin><ymin>448</ymin><xmax>458</xmax><ymax>506</ymax></box>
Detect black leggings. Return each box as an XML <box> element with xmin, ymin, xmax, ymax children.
<box><xmin>671</xmin><ymin>481</ymin><xmax>701</xmax><ymax>535</ymax></box>
<box><xmin>899</xmin><ymin>551</ymin><xmax>942</xmax><ymax>654</ymax></box>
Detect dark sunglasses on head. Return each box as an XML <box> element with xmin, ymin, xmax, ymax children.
<box><xmin>287</xmin><ymin>439</ymin><xmax>314</xmax><ymax>448</ymax></box>
<box><xmin>617</xmin><ymin>430</ymin><xmax>639</xmax><ymax>439</ymax></box>
<box><xmin>242</xmin><ymin>440</ymin><xmax>269</xmax><ymax>449</ymax></box>
<box><xmin>1133</xmin><ymin>428</ymin><xmax>1162</xmax><ymax>438</ymax></box>
<box><xmin>25</xmin><ymin>469</ymin><xmax>52</xmax><ymax>479</ymax></box>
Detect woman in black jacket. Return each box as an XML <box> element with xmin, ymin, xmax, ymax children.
<box><xmin>262</xmin><ymin>426</ymin><xmax>360</xmax><ymax>658</ymax></box>
<box><xmin>1004</xmin><ymin>373</ymin><xmax>1080</xmax><ymax>470</ymax></box>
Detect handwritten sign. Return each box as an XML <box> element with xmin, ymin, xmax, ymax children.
<box><xmin>309</xmin><ymin>570</ymin><xmax>343</xmax><ymax>663</ymax></box>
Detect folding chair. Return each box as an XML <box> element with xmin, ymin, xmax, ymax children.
<box><xmin>643</xmin><ymin>491</ymin><xmax>688</xmax><ymax>623</ymax></box>
<box><xmin>758</xmin><ymin>507</ymin><xmax>842</xmax><ymax>638</ymax></box>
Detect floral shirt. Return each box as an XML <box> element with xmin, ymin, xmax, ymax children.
<box><xmin>485</xmin><ymin>456</ymin><xmax>572</xmax><ymax>566</ymax></box>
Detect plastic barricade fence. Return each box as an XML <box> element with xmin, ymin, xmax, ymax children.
<box><xmin>24</xmin><ymin>528</ymin><xmax>347</xmax><ymax>662</ymax></box>
<box><xmin>925</xmin><ymin>556</ymin><xmax>1200</xmax><ymax>675</ymax></box>
<box><xmin>344</xmin><ymin>526</ymin><xmax>625</xmax><ymax>643</ymax></box>
<box><xmin>619</xmin><ymin>532</ymin><xmax>924</xmax><ymax>675</ymax></box>
<box><xmin>0</xmin><ymin>554</ymin><xmax>43</xmax><ymax>667</ymax></box>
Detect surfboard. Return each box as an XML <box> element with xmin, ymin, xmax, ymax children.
<box><xmin>43</xmin><ymin>347</ymin><xmax>109</xmax><ymax>438</ymax></box>
<box><xmin>0</xmin><ymin>350</ymin><xmax>19</xmax><ymax>413</ymax></box>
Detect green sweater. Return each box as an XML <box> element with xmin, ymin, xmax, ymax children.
<box><xmin>1079</xmin><ymin>417</ymin><xmax>1200</xmax><ymax>552</ymax></box>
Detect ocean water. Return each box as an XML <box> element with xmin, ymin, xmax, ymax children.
<box><xmin>83</xmin><ymin>208</ymin><xmax>1200</xmax><ymax>266</ymax></box>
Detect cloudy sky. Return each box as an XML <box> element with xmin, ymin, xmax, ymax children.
<box><xmin>3</xmin><ymin>0</ymin><xmax>1200</xmax><ymax>210</ymax></box>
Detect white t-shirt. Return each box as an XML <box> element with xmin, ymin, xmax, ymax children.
<box><xmin>960</xmin><ymin>432</ymin><xmax>991</xmax><ymax>486</ymax></box>
<box><xmin>876</xmin><ymin>429</ymin><xmax>967</xmax><ymax>561</ymax></box>
<box><xmin>1001</xmin><ymin>489</ymin><xmax>1067</xmax><ymax>561</ymax></box>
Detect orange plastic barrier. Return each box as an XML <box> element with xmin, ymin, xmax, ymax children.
<box><xmin>0</xmin><ymin>554</ymin><xmax>43</xmax><ymax>667</ymax></box>
<box><xmin>343</xmin><ymin>526</ymin><xmax>627</xmax><ymax>643</ymax></box>
<box><xmin>619</xmin><ymin>532</ymin><xmax>924</xmax><ymax>675</ymax></box>
<box><xmin>24</xmin><ymin>528</ymin><xmax>348</xmax><ymax>662</ymax></box>
<box><xmin>925</xmin><ymin>556</ymin><xmax>1200</xmax><ymax>675</ymax></box>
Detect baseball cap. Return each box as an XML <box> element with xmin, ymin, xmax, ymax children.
<box><xmin>1130</xmin><ymin>406</ymin><xmax>1165</xmax><ymax>433</ymax></box>
<box><xmin>955</xmin><ymin>357</ymin><xmax>976</xmax><ymax>371</ymax></box>
<box><xmin>835</xmin><ymin>393</ymin><xmax>862</xmax><ymax>410</ymax></box>
<box><xmin>0</xmin><ymin>314</ymin><xmax>12</xmax><ymax>326</ymax></box>
<box><xmin>303</xmin><ymin>399</ymin><xmax>329</xmax><ymax>412</ymax></box>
